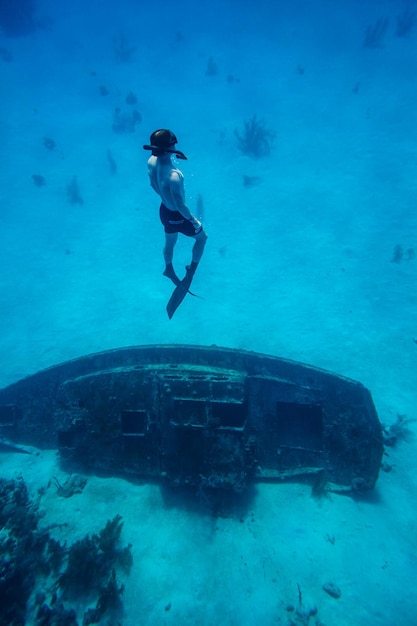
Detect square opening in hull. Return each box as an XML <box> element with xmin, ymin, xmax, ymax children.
<box><xmin>276</xmin><ymin>402</ymin><xmax>323</xmax><ymax>451</ymax></box>
<box><xmin>121</xmin><ymin>410</ymin><xmax>146</xmax><ymax>435</ymax></box>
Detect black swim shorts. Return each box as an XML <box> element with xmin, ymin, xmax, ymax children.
<box><xmin>159</xmin><ymin>203</ymin><xmax>201</xmax><ymax>236</ymax></box>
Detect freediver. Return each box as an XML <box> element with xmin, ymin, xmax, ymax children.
<box><xmin>143</xmin><ymin>129</ymin><xmax>208</xmax><ymax>317</ymax></box>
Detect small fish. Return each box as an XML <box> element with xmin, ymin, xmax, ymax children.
<box><xmin>32</xmin><ymin>174</ymin><xmax>46</xmax><ymax>187</ymax></box>
<box><xmin>243</xmin><ymin>175</ymin><xmax>260</xmax><ymax>188</ymax></box>
<box><xmin>43</xmin><ymin>136</ymin><xmax>56</xmax><ymax>150</ymax></box>
<box><xmin>107</xmin><ymin>149</ymin><xmax>117</xmax><ymax>175</ymax></box>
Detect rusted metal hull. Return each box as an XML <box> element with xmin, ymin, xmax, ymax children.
<box><xmin>0</xmin><ymin>345</ymin><xmax>383</xmax><ymax>492</ymax></box>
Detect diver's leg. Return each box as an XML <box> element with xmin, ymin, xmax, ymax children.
<box><xmin>163</xmin><ymin>233</ymin><xmax>180</xmax><ymax>285</ymax></box>
<box><xmin>191</xmin><ymin>229</ymin><xmax>208</xmax><ymax>264</ymax></box>
<box><xmin>184</xmin><ymin>229</ymin><xmax>208</xmax><ymax>280</ymax></box>
<box><xmin>163</xmin><ymin>232</ymin><xmax>178</xmax><ymax>264</ymax></box>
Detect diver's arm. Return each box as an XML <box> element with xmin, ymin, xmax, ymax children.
<box><xmin>147</xmin><ymin>160</ymin><xmax>160</xmax><ymax>194</ymax></box>
<box><xmin>149</xmin><ymin>179</ymin><xmax>159</xmax><ymax>194</ymax></box>
<box><xmin>170</xmin><ymin>174</ymin><xmax>201</xmax><ymax>226</ymax></box>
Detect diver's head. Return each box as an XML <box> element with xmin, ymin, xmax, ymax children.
<box><xmin>150</xmin><ymin>129</ymin><xmax>178</xmax><ymax>150</ymax></box>
<box><xmin>143</xmin><ymin>129</ymin><xmax>187</xmax><ymax>160</ymax></box>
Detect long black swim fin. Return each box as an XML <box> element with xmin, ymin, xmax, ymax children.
<box><xmin>166</xmin><ymin>266</ymin><xmax>196</xmax><ymax>319</ymax></box>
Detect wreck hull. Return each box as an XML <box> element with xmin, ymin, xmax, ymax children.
<box><xmin>0</xmin><ymin>345</ymin><xmax>383</xmax><ymax>492</ymax></box>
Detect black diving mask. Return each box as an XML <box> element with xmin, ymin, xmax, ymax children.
<box><xmin>142</xmin><ymin>144</ymin><xmax>188</xmax><ymax>160</ymax></box>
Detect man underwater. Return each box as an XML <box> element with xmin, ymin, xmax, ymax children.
<box><xmin>143</xmin><ymin>129</ymin><xmax>208</xmax><ymax>311</ymax></box>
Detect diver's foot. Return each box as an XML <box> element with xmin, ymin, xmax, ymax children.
<box><xmin>181</xmin><ymin>262</ymin><xmax>198</xmax><ymax>291</ymax></box>
<box><xmin>185</xmin><ymin>261</ymin><xmax>199</xmax><ymax>277</ymax></box>
<box><xmin>163</xmin><ymin>263</ymin><xmax>181</xmax><ymax>286</ymax></box>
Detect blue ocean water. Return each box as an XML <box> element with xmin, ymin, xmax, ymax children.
<box><xmin>0</xmin><ymin>0</ymin><xmax>416</xmax><ymax>624</ymax></box>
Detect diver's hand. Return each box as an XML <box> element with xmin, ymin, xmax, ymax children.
<box><xmin>191</xmin><ymin>217</ymin><xmax>202</xmax><ymax>232</ymax></box>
